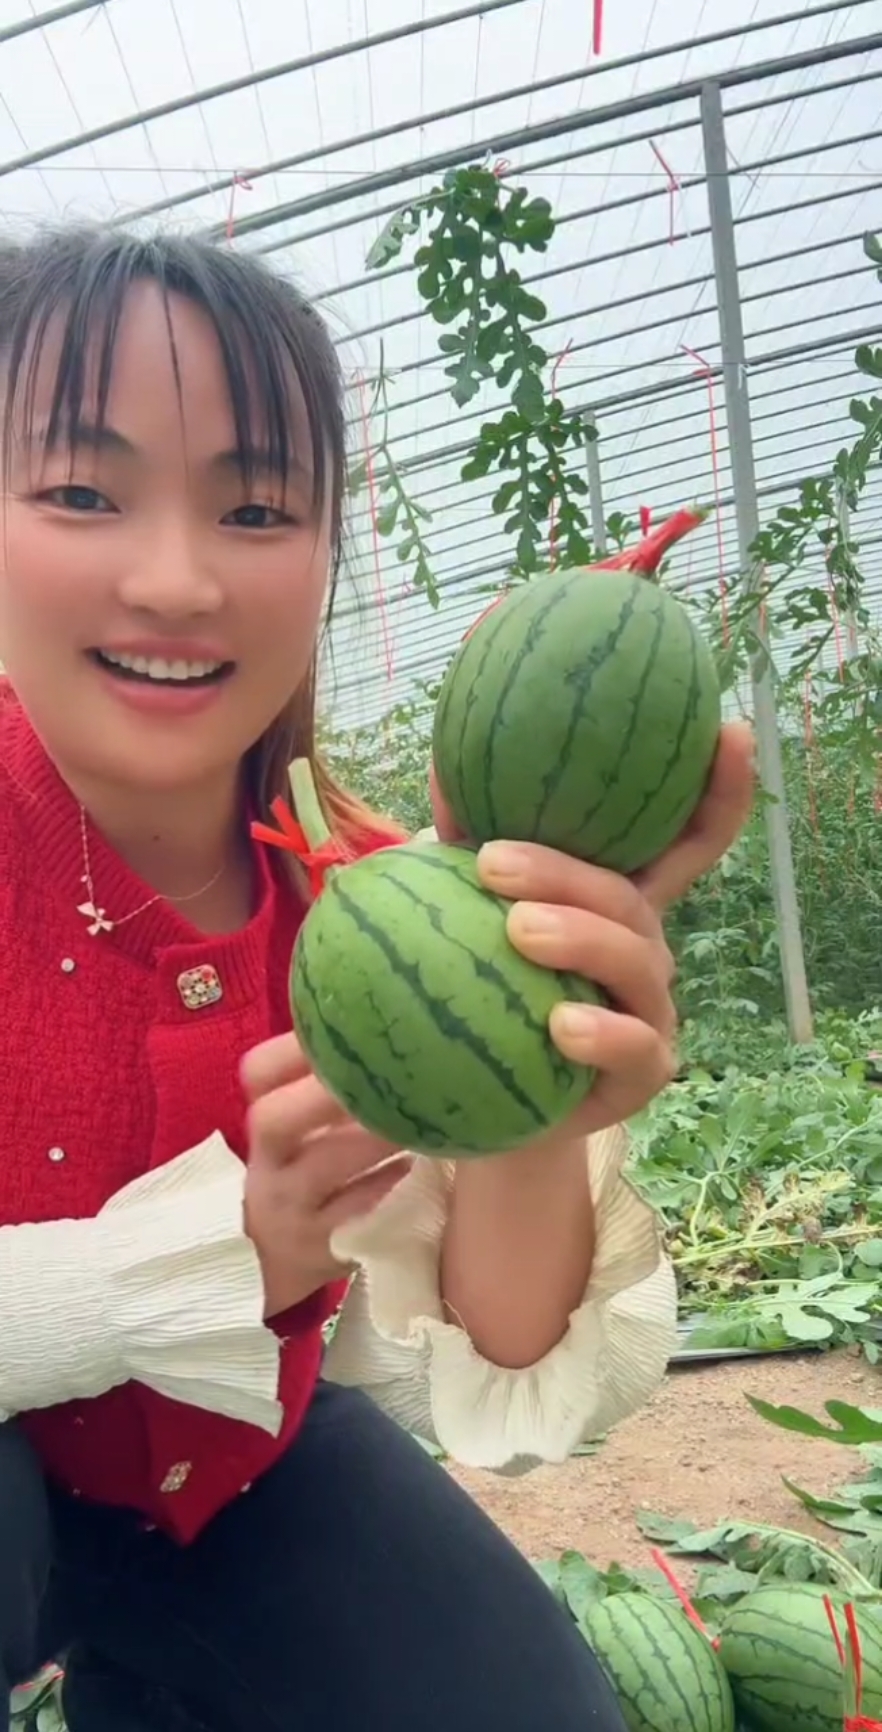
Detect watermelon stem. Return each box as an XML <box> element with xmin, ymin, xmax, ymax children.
<box><xmin>288</xmin><ymin>757</ymin><xmax>333</xmax><ymax>853</ymax></box>
<box><xmin>278</xmin><ymin>757</ymin><xmax>350</xmax><ymax>896</ymax></box>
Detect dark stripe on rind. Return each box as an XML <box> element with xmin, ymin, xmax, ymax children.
<box><xmin>535</xmin><ymin>584</ymin><xmax>701</xmax><ymax>867</ymax></box>
<box><xmin>329</xmin><ymin>875</ymin><xmax>549</xmax><ymax>1131</ymax></box>
<box><xmin>590</xmin><ymin>613</ymin><xmax>709</xmax><ymax>865</ymax></box>
<box><xmin>435</xmin><ymin>596</ymin><xmax>523</xmax><ymax>839</ymax></box>
<box><xmin>293</xmin><ymin>940</ymin><xmax>451</xmax><ymax>1147</ymax></box>
<box><xmin>720</xmin><ymin>1599</ymin><xmax>882</xmax><ymax>1729</ymax></box>
<box><xmin>477</xmin><ymin>582</ymin><xmax>574</xmax><ymax>836</ymax></box>
<box><xmin>441</xmin><ymin>567</ymin><xmax>719</xmax><ymax>874</ymax></box>
<box><xmin>586</xmin><ymin>1598</ymin><xmax>731</xmax><ymax>1731</ymax></box>
<box><xmin>380</xmin><ymin>850</ymin><xmax>585</xmax><ymax>1087</ymax></box>
<box><xmin>598</xmin><ymin>1602</ymin><xmax>699</xmax><ymax>1731</ymax></box>
<box><xmin>530</xmin><ymin>581</ymin><xmax>645</xmax><ymax>843</ymax></box>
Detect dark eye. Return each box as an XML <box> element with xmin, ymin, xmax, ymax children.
<box><xmin>41</xmin><ymin>485</ymin><xmax>116</xmax><ymax>514</ymax></box>
<box><xmin>223</xmin><ymin>503</ymin><xmax>292</xmax><ymax>530</ymax></box>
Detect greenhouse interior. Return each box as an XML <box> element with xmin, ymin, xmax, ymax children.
<box><xmin>1</xmin><ymin>2</ymin><xmax>881</xmax><ymax>1730</ymax></box>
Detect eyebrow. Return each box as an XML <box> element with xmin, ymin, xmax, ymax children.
<box><xmin>32</xmin><ymin>423</ymin><xmax>309</xmax><ymax>480</ymax></box>
<box><xmin>35</xmin><ymin>422</ymin><xmax>134</xmax><ymax>457</ymax></box>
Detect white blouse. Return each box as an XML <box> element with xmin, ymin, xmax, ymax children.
<box><xmin>0</xmin><ymin>1122</ymin><xmax>676</xmax><ymax>1468</ymax></box>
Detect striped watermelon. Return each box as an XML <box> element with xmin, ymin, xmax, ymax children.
<box><xmin>290</xmin><ymin>840</ymin><xmax>603</xmax><ymax>1155</ymax></box>
<box><xmin>432</xmin><ymin>530</ymin><xmax>720</xmax><ymax>874</ymax></box>
<box><xmin>580</xmin><ymin>1593</ymin><xmax>735</xmax><ymax>1732</ymax></box>
<box><xmin>718</xmin><ymin>1582</ymin><xmax>882</xmax><ymax>1731</ymax></box>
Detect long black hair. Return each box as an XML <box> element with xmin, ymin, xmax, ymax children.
<box><xmin>0</xmin><ymin>226</ymin><xmax>397</xmax><ymax>852</ymax></box>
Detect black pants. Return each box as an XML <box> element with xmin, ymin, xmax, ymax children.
<box><xmin>1</xmin><ymin>1382</ymin><xmax>625</xmax><ymax>1731</ymax></box>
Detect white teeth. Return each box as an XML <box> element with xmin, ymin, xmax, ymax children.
<box><xmin>99</xmin><ymin>651</ymin><xmax>224</xmax><ymax>682</ymax></box>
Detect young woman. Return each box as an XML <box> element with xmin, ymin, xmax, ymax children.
<box><xmin>0</xmin><ymin>226</ymin><xmax>753</xmax><ymax>1732</ymax></box>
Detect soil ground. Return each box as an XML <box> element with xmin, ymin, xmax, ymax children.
<box><xmin>453</xmin><ymin>1347</ymin><xmax>874</xmax><ymax>1569</ymax></box>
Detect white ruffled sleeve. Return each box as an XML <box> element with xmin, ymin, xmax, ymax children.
<box><xmin>0</xmin><ymin>1132</ymin><xmax>282</xmax><ymax>1435</ymax></box>
<box><xmin>325</xmin><ymin>1124</ymin><xmax>677</xmax><ymax>1470</ymax></box>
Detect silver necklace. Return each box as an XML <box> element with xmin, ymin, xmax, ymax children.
<box><xmin>76</xmin><ymin>805</ymin><xmax>226</xmax><ymax>936</ymax></box>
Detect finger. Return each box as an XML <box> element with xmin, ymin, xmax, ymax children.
<box><xmin>549</xmin><ymin>1003</ymin><xmax>675</xmax><ymax>1128</ymax></box>
<box><xmin>507</xmin><ymin>902</ymin><xmax>676</xmax><ymax>1039</ymax></box>
<box><xmin>241</xmin><ymin>1032</ymin><xmax>310</xmax><ymax>1103</ymax></box>
<box><xmin>299</xmin><ymin>1131</ymin><xmax>407</xmax><ymax>1209</ymax></box>
<box><xmin>478</xmin><ymin>840</ymin><xmax>662</xmax><ymax>942</ymax></box>
<box><xmin>323</xmin><ymin>1155</ymin><xmax>414</xmax><ymax>1235</ymax></box>
<box><xmin>636</xmin><ymin>721</ymin><xmax>755</xmax><ymax>912</ymax></box>
<box><xmin>248</xmin><ymin>1073</ymin><xmax>349</xmax><ymax>1165</ymax></box>
<box><xmin>429</xmin><ymin>760</ymin><xmax>467</xmax><ymax>844</ymax></box>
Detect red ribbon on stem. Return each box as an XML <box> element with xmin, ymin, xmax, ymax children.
<box><xmin>251</xmin><ymin>799</ymin><xmax>349</xmax><ymax>897</ymax></box>
<box><xmin>649</xmin><ymin>1549</ymin><xmax>720</xmax><ymax>1649</ymax></box>
<box><xmin>460</xmin><ymin>505</ymin><xmax>707</xmax><ymax>643</ymax></box>
<box><xmin>822</xmin><ymin>1595</ymin><xmax>882</xmax><ymax>1730</ymax></box>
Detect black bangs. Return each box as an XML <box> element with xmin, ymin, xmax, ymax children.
<box><xmin>0</xmin><ymin>226</ymin><xmax>346</xmax><ymax>546</ymax></box>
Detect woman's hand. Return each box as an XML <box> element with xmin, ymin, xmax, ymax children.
<box><xmin>241</xmin><ymin>1036</ymin><xmax>411</xmax><ymax>1319</ymax></box>
<box><xmin>479</xmin><ymin>843</ymin><xmax>678</xmax><ymax>1137</ymax></box>
<box><xmin>429</xmin><ymin>719</ymin><xmax>755</xmax><ymax>1139</ymax></box>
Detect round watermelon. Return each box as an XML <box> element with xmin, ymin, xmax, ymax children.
<box><xmin>290</xmin><ymin>840</ymin><xmax>603</xmax><ymax>1155</ymax></box>
<box><xmin>581</xmin><ymin>1592</ymin><xmax>735</xmax><ymax>1732</ymax></box>
<box><xmin>432</xmin><ymin>566</ymin><xmax>721</xmax><ymax>874</ymax></box>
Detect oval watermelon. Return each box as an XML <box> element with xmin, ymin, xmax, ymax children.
<box><xmin>432</xmin><ymin>566</ymin><xmax>721</xmax><ymax>874</ymax></box>
<box><xmin>581</xmin><ymin>1592</ymin><xmax>735</xmax><ymax>1732</ymax></box>
<box><xmin>718</xmin><ymin>1582</ymin><xmax>882</xmax><ymax>1732</ymax></box>
<box><xmin>290</xmin><ymin>840</ymin><xmax>603</xmax><ymax>1155</ymax></box>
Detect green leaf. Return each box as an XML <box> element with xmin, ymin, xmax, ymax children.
<box><xmin>694</xmin><ymin>1562</ymin><xmax>759</xmax><ymax>1601</ymax></box>
<box><xmin>856</xmin><ymin>345</ymin><xmax>882</xmax><ymax>381</ymax></box>
<box><xmin>512</xmin><ymin>369</ymin><xmax>545</xmax><ymax>423</ymax></box>
<box><xmin>749</xmin><ymin>1397</ymin><xmax>882</xmax><ymax>1446</ymax></box>
<box><xmin>776</xmin><ymin>1304</ymin><xmax>834</xmax><ymax>1341</ymax></box>
<box><xmin>366</xmin><ymin>203</ymin><xmax>423</xmax><ymax>270</ymax></box>
<box><xmin>558</xmin><ymin>1550</ymin><xmax>607</xmax><ymax>1619</ymax></box>
<box><xmin>634</xmin><ymin>1511</ymin><xmax>700</xmax><ymax>1545</ymax></box>
<box><xmin>533</xmin><ymin>1558</ymin><xmax>567</xmax><ymax>1605</ymax></box>
<box><xmin>856</xmin><ymin>1239</ymin><xmax>882</xmax><ymax>1267</ymax></box>
<box><xmin>347</xmin><ymin>459</ymin><xmax>368</xmax><ymax>496</ymax></box>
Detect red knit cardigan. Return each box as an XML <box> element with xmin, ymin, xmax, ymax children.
<box><xmin>0</xmin><ymin>691</ymin><xmax>394</xmax><ymax>1543</ymax></box>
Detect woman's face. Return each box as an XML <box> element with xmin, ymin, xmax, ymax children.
<box><xmin>0</xmin><ymin>282</ymin><xmax>332</xmax><ymax>797</ymax></box>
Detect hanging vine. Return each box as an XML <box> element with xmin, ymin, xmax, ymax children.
<box><xmin>362</xmin><ymin>163</ymin><xmax>596</xmax><ymax>584</ymax></box>
<box><xmin>348</xmin><ymin>349</ymin><xmax>439</xmax><ymax>608</ymax></box>
<box><xmin>702</xmin><ymin>231</ymin><xmax>882</xmax><ymax>755</ymax></box>
<box><xmin>356</xmin><ymin>182</ymin><xmax>881</xmax><ymax>766</ymax></box>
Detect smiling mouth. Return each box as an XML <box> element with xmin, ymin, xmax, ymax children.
<box><xmin>90</xmin><ymin>649</ymin><xmax>235</xmax><ymax>687</ymax></box>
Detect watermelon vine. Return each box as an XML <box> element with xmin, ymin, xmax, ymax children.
<box><xmin>713</xmin><ymin>230</ymin><xmax>882</xmax><ymax>762</ymax></box>
<box><xmin>364</xmin><ymin>164</ymin><xmax>596</xmax><ymax>581</ymax></box>
<box><xmin>348</xmin><ymin>355</ymin><xmax>439</xmax><ymax>607</ymax></box>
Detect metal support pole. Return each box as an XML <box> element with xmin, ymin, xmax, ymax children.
<box><xmin>700</xmin><ymin>80</ymin><xmax>814</xmax><ymax>1044</ymax></box>
<box><xmin>584</xmin><ymin>417</ymin><xmax>609</xmax><ymax>555</ymax></box>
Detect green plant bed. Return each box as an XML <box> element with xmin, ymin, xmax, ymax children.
<box><xmin>630</xmin><ymin>1018</ymin><xmax>882</xmax><ymax>1357</ymax></box>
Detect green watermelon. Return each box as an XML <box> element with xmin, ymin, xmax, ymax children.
<box><xmin>290</xmin><ymin>840</ymin><xmax>603</xmax><ymax>1155</ymax></box>
<box><xmin>581</xmin><ymin>1593</ymin><xmax>735</xmax><ymax>1732</ymax></box>
<box><xmin>718</xmin><ymin>1582</ymin><xmax>882</xmax><ymax>1731</ymax></box>
<box><xmin>432</xmin><ymin>565</ymin><xmax>721</xmax><ymax>874</ymax></box>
